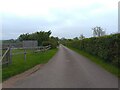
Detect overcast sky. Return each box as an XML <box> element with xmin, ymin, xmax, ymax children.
<box><xmin>0</xmin><ymin>0</ymin><xmax>119</xmax><ymax>40</ymax></box>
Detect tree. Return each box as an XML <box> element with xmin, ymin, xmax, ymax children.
<box><xmin>42</xmin><ymin>36</ymin><xmax>59</xmax><ymax>48</ymax></box>
<box><xmin>18</xmin><ymin>33</ymin><xmax>30</xmax><ymax>41</ymax></box>
<box><xmin>73</xmin><ymin>37</ymin><xmax>79</xmax><ymax>41</ymax></box>
<box><xmin>18</xmin><ymin>31</ymin><xmax>52</xmax><ymax>46</ymax></box>
<box><xmin>92</xmin><ymin>26</ymin><xmax>105</xmax><ymax>37</ymax></box>
<box><xmin>79</xmin><ymin>34</ymin><xmax>85</xmax><ymax>40</ymax></box>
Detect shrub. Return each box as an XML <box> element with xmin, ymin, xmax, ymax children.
<box><xmin>42</xmin><ymin>40</ymin><xmax>58</xmax><ymax>49</ymax></box>
<box><xmin>65</xmin><ymin>34</ymin><xmax>120</xmax><ymax>67</ymax></box>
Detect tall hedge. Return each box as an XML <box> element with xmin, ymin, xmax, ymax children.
<box><xmin>65</xmin><ymin>34</ymin><xmax>120</xmax><ymax>67</ymax></box>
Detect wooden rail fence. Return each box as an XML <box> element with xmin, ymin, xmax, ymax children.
<box><xmin>1</xmin><ymin>47</ymin><xmax>12</xmax><ymax>66</ymax></box>
<box><xmin>0</xmin><ymin>45</ymin><xmax>51</xmax><ymax>67</ymax></box>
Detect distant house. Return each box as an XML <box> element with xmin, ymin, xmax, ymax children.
<box><xmin>23</xmin><ymin>40</ymin><xmax>38</xmax><ymax>48</ymax></box>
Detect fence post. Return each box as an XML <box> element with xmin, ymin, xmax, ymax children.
<box><xmin>6</xmin><ymin>48</ymin><xmax>9</xmax><ymax>66</ymax></box>
<box><xmin>24</xmin><ymin>48</ymin><xmax>26</xmax><ymax>61</ymax></box>
<box><xmin>9</xmin><ymin>46</ymin><xmax>12</xmax><ymax>64</ymax></box>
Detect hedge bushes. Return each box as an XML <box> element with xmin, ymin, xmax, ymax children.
<box><xmin>65</xmin><ymin>34</ymin><xmax>120</xmax><ymax>67</ymax></box>
<box><xmin>42</xmin><ymin>40</ymin><xmax>58</xmax><ymax>49</ymax></box>
<box><xmin>42</xmin><ymin>37</ymin><xmax>59</xmax><ymax>49</ymax></box>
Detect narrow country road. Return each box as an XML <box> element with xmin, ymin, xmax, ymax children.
<box><xmin>7</xmin><ymin>45</ymin><xmax>118</xmax><ymax>88</ymax></box>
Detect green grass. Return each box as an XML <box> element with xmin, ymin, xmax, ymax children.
<box><xmin>12</xmin><ymin>49</ymin><xmax>24</xmax><ymax>53</ymax></box>
<box><xmin>2</xmin><ymin>48</ymin><xmax>58</xmax><ymax>81</ymax></box>
<box><xmin>68</xmin><ymin>46</ymin><xmax>119</xmax><ymax>78</ymax></box>
<box><xmin>12</xmin><ymin>49</ymin><xmax>34</xmax><ymax>54</ymax></box>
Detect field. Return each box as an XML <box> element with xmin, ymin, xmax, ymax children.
<box><xmin>2</xmin><ymin>48</ymin><xmax>58</xmax><ymax>81</ymax></box>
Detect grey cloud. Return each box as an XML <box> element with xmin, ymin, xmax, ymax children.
<box><xmin>2</xmin><ymin>7</ymin><xmax>118</xmax><ymax>40</ymax></box>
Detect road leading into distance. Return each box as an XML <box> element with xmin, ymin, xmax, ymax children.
<box><xmin>10</xmin><ymin>45</ymin><xmax>118</xmax><ymax>88</ymax></box>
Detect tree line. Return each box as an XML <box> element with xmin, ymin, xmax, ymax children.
<box><xmin>18</xmin><ymin>30</ymin><xmax>59</xmax><ymax>48</ymax></box>
<box><xmin>60</xmin><ymin>33</ymin><xmax>120</xmax><ymax>68</ymax></box>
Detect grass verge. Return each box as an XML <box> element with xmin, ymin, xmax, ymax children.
<box><xmin>2</xmin><ymin>48</ymin><xmax>58</xmax><ymax>81</ymax></box>
<box><xmin>68</xmin><ymin>46</ymin><xmax>119</xmax><ymax>78</ymax></box>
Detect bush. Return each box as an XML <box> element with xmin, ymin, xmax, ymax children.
<box><xmin>42</xmin><ymin>40</ymin><xmax>58</xmax><ymax>49</ymax></box>
<box><xmin>42</xmin><ymin>41</ymin><xmax>51</xmax><ymax>46</ymax></box>
<box><xmin>65</xmin><ymin>34</ymin><xmax>120</xmax><ymax>67</ymax></box>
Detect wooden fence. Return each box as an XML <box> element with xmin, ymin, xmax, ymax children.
<box><xmin>1</xmin><ymin>45</ymin><xmax>51</xmax><ymax>67</ymax></box>
<box><xmin>1</xmin><ymin>47</ymin><xmax>12</xmax><ymax>66</ymax></box>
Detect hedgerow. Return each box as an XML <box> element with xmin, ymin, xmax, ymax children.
<box><xmin>64</xmin><ymin>34</ymin><xmax>120</xmax><ymax>67</ymax></box>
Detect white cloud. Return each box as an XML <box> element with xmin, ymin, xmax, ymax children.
<box><xmin>1</xmin><ymin>0</ymin><xmax>119</xmax><ymax>39</ymax></box>
<box><xmin>1</xmin><ymin>0</ymin><xmax>119</xmax><ymax>17</ymax></box>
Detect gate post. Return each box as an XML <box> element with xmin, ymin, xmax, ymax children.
<box><xmin>9</xmin><ymin>46</ymin><xmax>12</xmax><ymax>64</ymax></box>
<box><xmin>24</xmin><ymin>48</ymin><xmax>26</xmax><ymax>61</ymax></box>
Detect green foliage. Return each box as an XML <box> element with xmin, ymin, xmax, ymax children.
<box><xmin>63</xmin><ymin>34</ymin><xmax>120</xmax><ymax>68</ymax></box>
<box><xmin>18</xmin><ymin>31</ymin><xmax>59</xmax><ymax>48</ymax></box>
<box><xmin>42</xmin><ymin>36</ymin><xmax>59</xmax><ymax>49</ymax></box>
<box><xmin>18</xmin><ymin>31</ymin><xmax>51</xmax><ymax>46</ymax></box>
<box><xmin>42</xmin><ymin>41</ymin><xmax>51</xmax><ymax>46</ymax></box>
<box><xmin>2</xmin><ymin>49</ymin><xmax>58</xmax><ymax>80</ymax></box>
<box><xmin>68</xmin><ymin>47</ymin><xmax>119</xmax><ymax>77</ymax></box>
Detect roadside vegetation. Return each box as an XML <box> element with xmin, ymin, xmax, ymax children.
<box><xmin>2</xmin><ymin>30</ymin><xmax>59</xmax><ymax>49</ymax></box>
<box><xmin>2</xmin><ymin>48</ymin><xmax>58</xmax><ymax>81</ymax></box>
<box><xmin>18</xmin><ymin>30</ymin><xmax>59</xmax><ymax>48</ymax></box>
<box><xmin>2</xmin><ymin>31</ymin><xmax>59</xmax><ymax>81</ymax></box>
<box><xmin>60</xmin><ymin>33</ymin><xmax>120</xmax><ymax>77</ymax></box>
<box><xmin>68</xmin><ymin>47</ymin><xmax>119</xmax><ymax>77</ymax></box>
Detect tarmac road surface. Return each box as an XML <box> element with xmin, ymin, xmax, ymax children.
<box><xmin>10</xmin><ymin>45</ymin><xmax>118</xmax><ymax>88</ymax></box>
